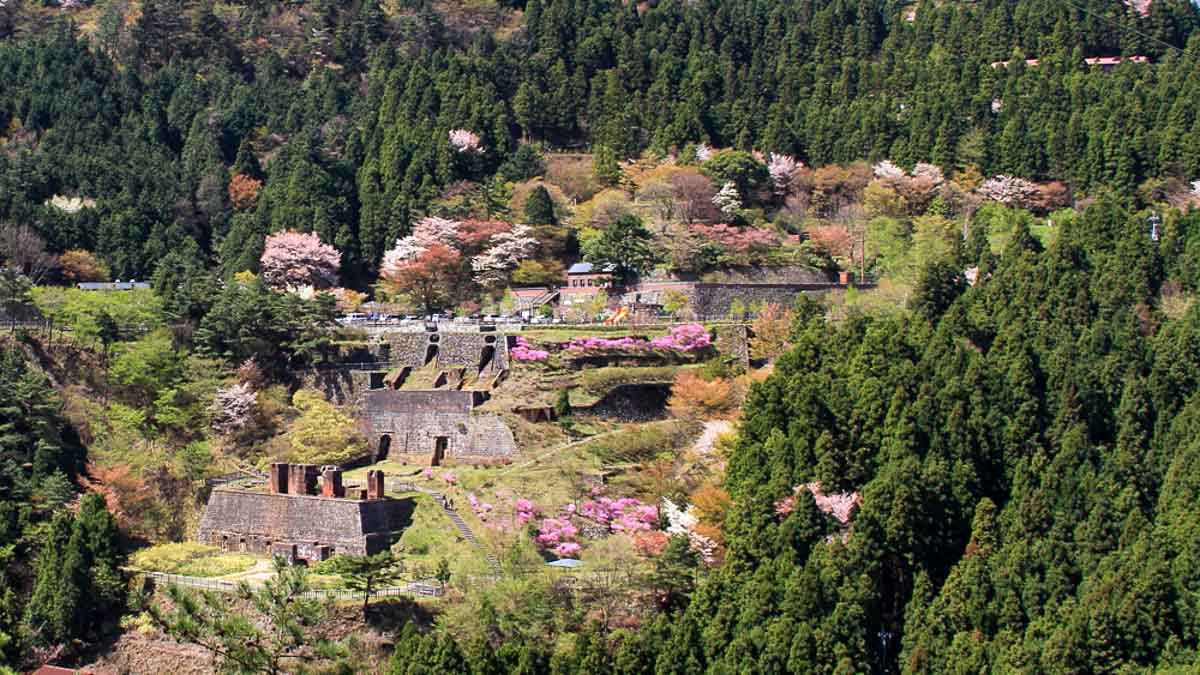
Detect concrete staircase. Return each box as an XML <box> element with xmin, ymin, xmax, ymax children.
<box><xmin>421</xmin><ymin>488</ymin><xmax>501</xmax><ymax>575</ymax></box>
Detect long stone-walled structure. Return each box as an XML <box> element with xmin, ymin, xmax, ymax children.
<box><xmin>627</xmin><ymin>282</ymin><xmax>853</xmax><ymax>319</ymax></box>
<box><xmin>197</xmin><ymin>464</ymin><xmax>413</xmax><ymax>564</ymax></box>
<box><xmin>294</xmin><ymin>331</ymin><xmax>514</xmax><ymax>405</ymax></box>
<box><xmin>364</xmin><ymin>390</ymin><xmax>518</xmax><ymax>466</ymax></box>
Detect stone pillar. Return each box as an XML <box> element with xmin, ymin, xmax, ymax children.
<box><xmin>321</xmin><ymin>468</ymin><xmax>345</xmax><ymax>498</ymax></box>
<box><xmin>367</xmin><ymin>470</ymin><xmax>385</xmax><ymax>500</ymax></box>
<box><xmin>269</xmin><ymin>463</ymin><xmax>289</xmax><ymax>494</ymax></box>
<box><xmin>289</xmin><ymin>464</ymin><xmax>319</xmax><ymax>495</ymax></box>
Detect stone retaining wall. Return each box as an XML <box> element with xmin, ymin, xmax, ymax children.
<box><xmin>364</xmin><ymin>390</ymin><xmax>518</xmax><ymax>466</ymax></box>
<box><xmin>197</xmin><ymin>489</ymin><xmax>414</xmax><ymax>561</ymax></box>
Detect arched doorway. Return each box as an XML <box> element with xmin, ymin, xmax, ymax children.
<box><xmin>377</xmin><ymin>434</ymin><xmax>391</xmax><ymax>460</ymax></box>
<box><xmin>424</xmin><ymin>344</ymin><xmax>439</xmax><ymax>365</ymax></box>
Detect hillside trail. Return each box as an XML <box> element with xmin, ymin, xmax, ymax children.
<box><xmin>494</xmin><ymin>427</ymin><xmax>629</xmax><ymax>475</ymax></box>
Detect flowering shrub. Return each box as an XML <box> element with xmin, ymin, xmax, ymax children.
<box><xmin>515</xmin><ymin>498</ymin><xmax>537</xmax><ymax>524</ymax></box>
<box><xmin>421</xmin><ymin>468</ymin><xmax>434</xmax><ymax>480</ymax></box>
<box><xmin>567</xmin><ymin>324</ymin><xmax>711</xmax><ymax>353</ymax></box>
<box><xmin>442</xmin><ymin>472</ymin><xmax>457</xmax><ymax>485</ymax></box>
<box><xmin>649</xmin><ymin>323</ymin><xmax>712</xmax><ymax>351</ymax></box>
<box><xmin>510</xmin><ymin>337</ymin><xmax>549</xmax><ymax>362</ymax></box>
<box><xmin>578</xmin><ymin>496</ymin><xmax>659</xmax><ymax>533</ymax></box>
<box><xmin>536</xmin><ymin>516</ymin><xmax>581</xmax><ymax>558</ymax></box>
<box><xmin>466</xmin><ymin>493</ymin><xmax>494</xmax><ymax>520</ymax></box>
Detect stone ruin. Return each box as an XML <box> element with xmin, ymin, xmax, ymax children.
<box><xmin>364</xmin><ymin>390</ymin><xmax>518</xmax><ymax>466</ymax></box>
<box><xmin>197</xmin><ymin>463</ymin><xmax>412</xmax><ymax>564</ymax></box>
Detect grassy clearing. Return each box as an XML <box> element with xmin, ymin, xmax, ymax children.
<box><xmin>395</xmin><ymin>493</ymin><xmax>493</xmax><ymax>582</ymax></box>
<box><xmin>129</xmin><ymin>542</ymin><xmax>257</xmax><ymax>578</ymax></box>
<box><xmin>575</xmin><ymin>419</ymin><xmax>702</xmax><ymax>464</ymax></box>
<box><xmin>577</xmin><ymin>365</ymin><xmax>685</xmax><ymax>395</ymax></box>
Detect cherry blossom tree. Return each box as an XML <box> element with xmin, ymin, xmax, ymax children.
<box><xmin>872</xmin><ymin>159</ymin><xmax>906</xmax><ymax>183</ymax></box>
<box><xmin>211</xmin><ymin>382</ymin><xmax>257</xmax><ymax>434</ymax></box>
<box><xmin>471</xmin><ymin>224</ymin><xmax>538</xmax><ymax>286</ymax></box>
<box><xmin>380</xmin><ymin>215</ymin><xmax>463</xmax><ymax>277</ymax></box>
<box><xmin>378</xmin><ymin>243</ymin><xmax>464</xmax><ymax>313</ymax></box>
<box><xmin>767</xmin><ymin>153</ymin><xmax>799</xmax><ymax>196</ymax></box>
<box><xmin>977</xmin><ymin>175</ymin><xmax>1039</xmax><ymax>207</ymax></box>
<box><xmin>448</xmin><ymin>129</ymin><xmax>483</xmax><ymax>154</ymax></box>
<box><xmin>259</xmin><ymin>230</ymin><xmax>341</xmax><ymax>290</ymax></box>
<box><xmin>694</xmin><ymin>143</ymin><xmax>713</xmax><ymax>162</ymax></box>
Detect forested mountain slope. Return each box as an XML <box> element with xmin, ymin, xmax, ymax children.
<box><xmin>1</xmin><ymin>0</ymin><xmax>1199</xmax><ymax>283</ymax></box>
<box><xmin>3</xmin><ymin>1</ymin><xmax>1200</xmax><ymax>673</ymax></box>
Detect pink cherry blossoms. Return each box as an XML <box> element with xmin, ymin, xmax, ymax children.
<box><xmin>775</xmin><ymin>483</ymin><xmax>862</xmax><ymax>543</ymax></box>
<box><xmin>380</xmin><ymin>216</ymin><xmax>461</xmax><ymax>275</ymax></box>
<box><xmin>441</xmin><ymin>471</ymin><xmax>457</xmax><ymax>485</ymax></box>
<box><xmin>977</xmin><ymin>175</ymin><xmax>1039</xmax><ymax>208</ymax></box>
<box><xmin>259</xmin><ymin>229</ymin><xmax>341</xmax><ymax>290</ymax></box>
<box><xmin>510</xmin><ymin>337</ymin><xmax>549</xmax><ymax>362</ymax></box>
<box><xmin>448</xmin><ymin>129</ymin><xmax>483</xmax><ymax>154</ymax></box>
<box><xmin>767</xmin><ymin>153</ymin><xmax>799</xmax><ymax>196</ymax></box>
<box><xmin>466</xmin><ymin>493</ymin><xmax>494</xmax><ymax>520</ymax></box>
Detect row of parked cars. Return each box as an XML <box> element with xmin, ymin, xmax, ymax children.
<box><xmin>335</xmin><ymin>313</ymin><xmax>561</xmax><ymax>326</ymax></box>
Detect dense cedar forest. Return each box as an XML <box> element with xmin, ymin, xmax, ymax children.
<box><xmin>4</xmin><ymin>0</ymin><xmax>1200</xmax><ymax>673</ymax></box>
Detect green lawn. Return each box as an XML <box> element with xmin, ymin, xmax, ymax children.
<box><xmin>129</xmin><ymin>542</ymin><xmax>257</xmax><ymax>578</ymax></box>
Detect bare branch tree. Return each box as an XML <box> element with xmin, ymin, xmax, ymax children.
<box><xmin>0</xmin><ymin>223</ymin><xmax>55</xmax><ymax>284</ymax></box>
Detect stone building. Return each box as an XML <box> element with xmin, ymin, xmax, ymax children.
<box><xmin>363</xmin><ymin>390</ymin><xmax>518</xmax><ymax>466</ymax></box>
<box><xmin>197</xmin><ymin>463</ymin><xmax>412</xmax><ymax>564</ymax></box>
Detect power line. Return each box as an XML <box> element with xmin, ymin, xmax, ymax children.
<box><xmin>1059</xmin><ymin>0</ymin><xmax>1185</xmax><ymax>56</ymax></box>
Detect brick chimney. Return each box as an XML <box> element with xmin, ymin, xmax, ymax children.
<box><xmin>367</xmin><ymin>470</ymin><xmax>385</xmax><ymax>500</ymax></box>
<box><xmin>269</xmin><ymin>463</ymin><xmax>289</xmax><ymax>494</ymax></box>
<box><xmin>321</xmin><ymin>467</ymin><xmax>345</xmax><ymax>498</ymax></box>
<box><xmin>289</xmin><ymin>464</ymin><xmax>319</xmax><ymax>495</ymax></box>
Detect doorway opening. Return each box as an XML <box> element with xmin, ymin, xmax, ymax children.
<box><xmin>432</xmin><ymin>436</ymin><xmax>448</xmax><ymax>466</ymax></box>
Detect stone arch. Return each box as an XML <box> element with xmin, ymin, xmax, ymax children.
<box><xmin>377</xmin><ymin>434</ymin><xmax>391</xmax><ymax>460</ymax></box>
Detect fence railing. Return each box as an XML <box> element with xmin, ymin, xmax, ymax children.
<box><xmin>141</xmin><ymin>571</ymin><xmax>444</xmax><ymax>598</ymax></box>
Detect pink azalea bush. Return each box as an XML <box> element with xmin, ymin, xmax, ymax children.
<box><xmin>442</xmin><ymin>472</ymin><xmax>457</xmax><ymax>485</ymax></box>
<box><xmin>567</xmin><ymin>324</ymin><xmax>711</xmax><ymax>353</ymax></box>
<box><xmin>510</xmin><ymin>337</ymin><xmax>549</xmax><ymax>362</ymax></box>
<box><xmin>421</xmin><ymin>468</ymin><xmax>434</xmax><ymax>480</ymax></box>
<box><xmin>536</xmin><ymin>516</ymin><xmax>580</xmax><ymax>556</ymax></box>
<box><xmin>649</xmin><ymin>323</ymin><xmax>712</xmax><ymax>351</ymax></box>
<box><xmin>579</xmin><ymin>496</ymin><xmax>659</xmax><ymax>533</ymax></box>
<box><xmin>515</xmin><ymin>498</ymin><xmax>537</xmax><ymax>524</ymax></box>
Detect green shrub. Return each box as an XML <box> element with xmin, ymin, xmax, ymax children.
<box><xmin>582</xmin><ymin>419</ymin><xmax>701</xmax><ymax>463</ymax></box>
<box><xmin>578</xmin><ymin>366</ymin><xmax>682</xmax><ymax>394</ymax></box>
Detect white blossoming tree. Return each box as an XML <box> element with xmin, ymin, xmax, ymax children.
<box><xmin>211</xmin><ymin>382</ymin><xmax>257</xmax><ymax>434</ymax></box>
<box><xmin>471</xmin><ymin>224</ymin><xmax>539</xmax><ymax>287</ymax></box>
<box><xmin>767</xmin><ymin>153</ymin><xmax>799</xmax><ymax>196</ymax></box>
<box><xmin>448</xmin><ymin>129</ymin><xmax>483</xmax><ymax>154</ymax></box>
<box><xmin>977</xmin><ymin>175</ymin><xmax>1039</xmax><ymax>207</ymax></box>
<box><xmin>712</xmin><ymin>181</ymin><xmax>742</xmax><ymax>218</ymax></box>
